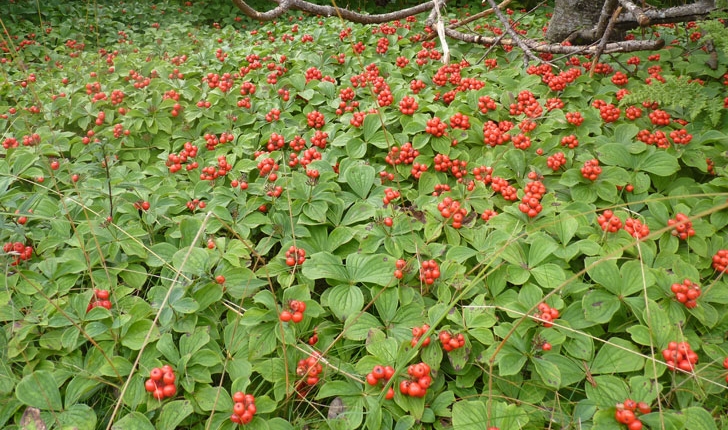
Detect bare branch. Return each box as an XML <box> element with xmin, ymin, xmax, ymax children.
<box><xmin>232</xmin><ymin>0</ymin><xmax>440</xmax><ymax>24</ymax></box>
<box><xmin>617</xmin><ymin>0</ymin><xmax>650</xmax><ymax>26</ymax></box>
<box><xmin>484</xmin><ymin>0</ymin><xmax>541</xmax><ymax>65</ymax></box>
<box><xmin>232</xmin><ymin>0</ymin><xmax>290</xmax><ymax>21</ymax></box>
<box><xmin>614</xmin><ymin>0</ymin><xmax>716</xmax><ymax>30</ymax></box>
<box><xmin>589</xmin><ymin>5</ymin><xmax>623</xmax><ymax>77</ymax></box>
<box><xmin>443</xmin><ymin>26</ymin><xmax>665</xmax><ymax>55</ymax></box>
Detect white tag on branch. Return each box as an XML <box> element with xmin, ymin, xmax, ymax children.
<box><xmin>434</xmin><ymin>0</ymin><xmax>449</xmax><ymax>64</ymax></box>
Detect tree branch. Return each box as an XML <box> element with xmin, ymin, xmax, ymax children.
<box><xmin>617</xmin><ymin>0</ymin><xmax>650</xmax><ymax>26</ymax></box>
<box><xmin>614</xmin><ymin>0</ymin><xmax>716</xmax><ymax>30</ymax></box>
<box><xmin>231</xmin><ymin>0</ymin><xmax>290</xmax><ymax>21</ymax></box>
<box><xmin>589</xmin><ymin>5</ymin><xmax>623</xmax><ymax>77</ymax></box>
<box><xmin>443</xmin><ymin>26</ymin><xmax>664</xmax><ymax>55</ymax></box>
<box><xmin>232</xmin><ymin>0</ymin><xmax>439</xmax><ymax>24</ymax></box>
<box><xmin>484</xmin><ymin>0</ymin><xmax>541</xmax><ymax>65</ymax></box>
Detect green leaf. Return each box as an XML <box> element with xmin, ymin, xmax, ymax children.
<box><xmin>326</xmin><ymin>284</ymin><xmax>364</xmax><ymax>321</ymax></box>
<box><xmin>585</xmin><ymin>375</ymin><xmax>629</xmax><ymax>407</ymax></box>
<box><xmin>172</xmin><ymin>246</ymin><xmax>209</xmax><ymax>275</ymax></box>
<box><xmin>316</xmin><ymin>380</ymin><xmax>362</xmax><ymax>398</ymax></box>
<box><xmin>528</xmin><ymin>233</ymin><xmax>558</xmax><ymax>267</ymax></box>
<box><xmin>11</xmin><ymin>152</ymin><xmax>39</xmax><ymax>176</ymax></box>
<box><xmin>58</xmin><ymin>404</ymin><xmax>97</xmax><ymax>430</ymax></box>
<box><xmin>15</xmin><ymin>371</ymin><xmax>62</xmax><ymax>411</ymax></box>
<box><xmin>346</xmin><ymin>253</ymin><xmax>392</xmax><ymax>286</ymax></box>
<box><xmin>530</xmin><ymin>264</ymin><xmax>565</xmax><ymax>289</ymax></box>
<box><xmin>498</xmin><ymin>352</ymin><xmax>527</xmax><ymax>376</ymax></box>
<box><xmin>156</xmin><ymin>400</ymin><xmax>194</xmax><ymax>430</ymax></box>
<box><xmin>531</xmin><ymin>356</ymin><xmax>561</xmax><ymax>388</ymax></box>
<box><xmin>363</xmin><ymin>114</ymin><xmax>381</xmax><ymax>141</ymax></box>
<box><xmin>344</xmin><ymin>163</ymin><xmax>375</xmax><ymax>199</ymax></box>
<box><xmin>302</xmin><ymin>252</ymin><xmax>348</xmax><ymax>283</ymax></box>
<box><xmin>180</xmin><ymin>328</ymin><xmax>211</xmax><ymax>356</ymax></box>
<box><xmin>111</xmin><ymin>412</ymin><xmax>156</xmax><ymax>430</ymax></box>
<box><xmin>682</xmin><ymin>406</ymin><xmax>718</xmax><ymax>430</ymax></box>
<box><xmin>586</xmin><ymin>259</ymin><xmax>621</xmax><ymax>294</ymax></box>
<box><xmin>590</xmin><ymin>338</ymin><xmax>644</xmax><ymax>374</ymax></box>
<box><xmin>598</xmin><ymin>142</ymin><xmax>633</xmax><ymax>168</ymax></box>
<box><xmin>451</xmin><ymin>400</ymin><xmax>488</xmax><ymax>430</ymax></box>
<box><xmin>583</xmin><ymin>290</ymin><xmax>621</xmax><ymax>324</ymax></box>
<box><xmin>639</xmin><ymin>150</ymin><xmax>679</xmax><ymax>175</ymax></box>
<box><xmin>122</xmin><ymin>320</ymin><xmax>160</xmax><ymax>350</ymax></box>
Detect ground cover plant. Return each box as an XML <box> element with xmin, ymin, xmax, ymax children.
<box><xmin>1</xmin><ymin>0</ymin><xmax>728</xmax><ymax>429</ymax></box>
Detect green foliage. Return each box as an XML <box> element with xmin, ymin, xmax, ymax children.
<box><xmin>1</xmin><ymin>0</ymin><xmax>728</xmax><ymax>429</ymax></box>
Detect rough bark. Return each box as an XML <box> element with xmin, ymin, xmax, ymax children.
<box><xmin>548</xmin><ymin>0</ymin><xmax>717</xmax><ymax>43</ymax></box>
<box><xmin>545</xmin><ymin>0</ymin><xmax>606</xmax><ymax>43</ymax></box>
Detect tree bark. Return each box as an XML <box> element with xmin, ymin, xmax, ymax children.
<box><xmin>545</xmin><ymin>0</ymin><xmax>717</xmax><ymax>43</ymax></box>
<box><xmin>545</xmin><ymin>0</ymin><xmax>606</xmax><ymax>43</ymax></box>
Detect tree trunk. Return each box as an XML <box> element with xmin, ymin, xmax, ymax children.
<box><xmin>545</xmin><ymin>0</ymin><xmax>606</xmax><ymax>43</ymax></box>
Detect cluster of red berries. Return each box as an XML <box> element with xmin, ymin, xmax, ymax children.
<box><xmin>637</xmin><ymin>129</ymin><xmax>669</xmax><ymax>148</ymax></box>
<box><xmin>285</xmin><ymin>246</ymin><xmax>306</xmax><ymax>267</ymax></box>
<box><xmin>433</xmin><ymin>154</ymin><xmax>468</xmax><ymax>180</ymax></box>
<box><xmin>200</xmin><ymin>155</ymin><xmax>230</xmax><ymax>181</ymax></box>
<box><xmin>365</xmin><ymin>365</ymin><xmax>395</xmax><ymax>399</ymax></box>
<box><xmin>394</xmin><ymin>259</ymin><xmax>407</xmax><ymax>279</ymax></box>
<box><xmin>581</xmin><ymin>159</ymin><xmax>602</xmax><ymax>181</ymax></box>
<box><xmin>536</xmin><ymin>302</ymin><xmax>559</xmax><ymax>328</ymax></box>
<box><xmin>400</xmin><ymin>362</ymin><xmax>432</xmax><ymax>398</ymax></box>
<box><xmin>598</xmin><ymin>210</ymin><xmax>623</xmax><ymax>233</ymax></box>
<box><xmin>614</xmin><ymin>399</ymin><xmax>651</xmax><ymax>430</ymax></box>
<box><xmin>477</xmin><ymin>95</ymin><xmax>497</xmax><ymax>113</ymax></box>
<box><xmin>425</xmin><ymin>117</ymin><xmax>447</xmax><ymax>137</ymax></box>
<box><xmin>306</xmin><ymin>110</ymin><xmax>325</xmax><ymax>129</ymax></box>
<box><xmin>439</xmin><ymin>330</ymin><xmax>465</xmax><ymax>352</ymax></box>
<box><xmin>186</xmin><ymin>199</ymin><xmax>206</xmax><ymax>211</ymax></box>
<box><xmin>382</xmin><ymin>187</ymin><xmax>401</xmax><ymax>206</ymax></box>
<box><xmin>667</xmin><ymin>213</ymin><xmax>695</xmax><ymax>240</ymax></box>
<box><xmin>482</xmin><ymin>120</ymin><xmax>513</xmax><ymax>147</ymax></box>
<box><xmin>410</xmin><ymin>324</ymin><xmax>431</xmax><ymax>347</ymax></box>
<box><xmin>508</xmin><ymin>90</ymin><xmax>542</xmax><ymax>118</ymax></box>
<box><xmin>86</xmin><ymin>288</ymin><xmax>112</xmax><ymax>312</ymax></box>
<box><xmin>399</xmin><ymin>96</ymin><xmax>418</xmax><ymax>115</ymax></box>
<box><xmin>257</xmin><ymin>157</ymin><xmax>279</xmax><ymax>181</ymax></box>
<box><xmin>166</xmin><ymin>142</ymin><xmax>199</xmax><ymax>173</ymax></box>
<box><xmin>662</xmin><ymin>341</ymin><xmax>698</xmax><ymax>372</ymax></box>
<box><xmin>144</xmin><ymin>365</ymin><xmax>177</xmax><ymax>400</ymax></box>
<box><xmin>518</xmin><ymin>180</ymin><xmax>545</xmax><ymax>218</ymax></box>
<box><xmin>230</xmin><ymin>392</ymin><xmax>256</xmax><ymax>425</ymax></box>
<box><xmin>449</xmin><ymin>112</ymin><xmax>470</xmax><ymax>130</ymax></box>
<box><xmin>385</xmin><ymin>142</ymin><xmax>418</xmax><ymax>166</ymax></box>
<box><xmin>648</xmin><ymin>109</ymin><xmax>671</xmax><ymax>126</ymax></box>
<box><xmin>669</xmin><ymin>128</ymin><xmax>692</xmax><ymax>145</ymax></box>
<box><xmin>712</xmin><ymin>249</ymin><xmax>728</xmax><ymax>272</ymax></box>
<box><xmin>722</xmin><ymin>357</ymin><xmax>728</xmax><ymax>383</ymax></box>
<box><xmin>432</xmin><ymin>183</ymin><xmax>451</xmax><ymax>197</ymax></box>
<box><xmin>611</xmin><ymin>71</ymin><xmax>629</xmax><ymax>86</ymax></box>
<box><xmin>3</xmin><ymin>241</ymin><xmax>33</xmax><ymax>266</ymax></box>
<box><xmin>297</xmin><ymin>354</ymin><xmax>323</xmax><ymax>385</ymax></box>
<box><xmin>133</xmin><ymin>200</ymin><xmax>151</xmax><ymax>211</ymax></box>
<box><xmin>624</xmin><ymin>218</ymin><xmax>650</xmax><ymax>239</ymax></box>
<box><xmin>265</xmin><ymin>109</ymin><xmax>280</xmax><ymax>123</ymax></box>
<box><xmin>593</xmin><ymin>100</ymin><xmax>621</xmax><ymax>122</ymax></box>
<box><xmin>547</xmin><ymin>152</ymin><xmax>566</xmax><ymax>171</ymax></box>
<box><xmin>481</xmin><ymin>209</ymin><xmax>498</xmax><ymax>222</ymax></box>
<box><xmin>280</xmin><ymin>300</ymin><xmax>306</xmax><ymax>323</ymax></box>
<box><xmin>625</xmin><ymin>106</ymin><xmax>643</xmax><ymax>120</ymax></box>
<box><xmin>671</xmin><ymin>279</ymin><xmax>700</xmax><ymax>309</ymax></box>
<box><xmin>419</xmin><ymin>260</ymin><xmax>440</xmax><ymax>285</ymax></box>
<box><xmin>560</xmin><ymin>134</ymin><xmax>578</xmax><ymax>149</ymax></box>
<box><xmin>203</xmin><ymin>132</ymin><xmax>234</xmax><ymax>151</ymax></box>
<box><xmin>438</xmin><ymin>197</ymin><xmax>468</xmax><ymax>228</ymax></box>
